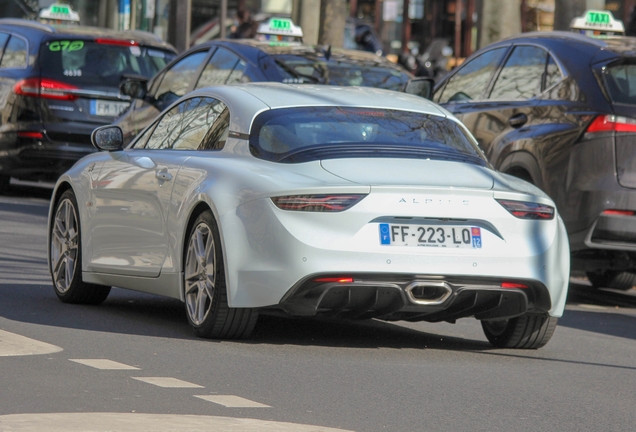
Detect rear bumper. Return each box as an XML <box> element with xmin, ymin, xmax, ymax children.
<box><xmin>570</xmin><ymin>213</ymin><xmax>636</xmax><ymax>272</ymax></box>
<box><xmin>564</xmin><ymin>135</ymin><xmax>636</xmax><ymax>252</ymax></box>
<box><xmin>275</xmin><ymin>274</ymin><xmax>550</xmax><ymax>322</ymax></box>
<box><xmin>0</xmin><ymin>133</ymin><xmax>94</xmax><ymax>181</ymax></box>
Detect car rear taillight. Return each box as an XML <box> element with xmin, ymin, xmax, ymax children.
<box><xmin>496</xmin><ymin>199</ymin><xmax>555</xmax><ymax>220</ymax></box>
<box><xmin>602</xmin><ymin>209</ymin><xmax>636</xmax><ymax>216</ymax></box>
<box><xmin>586</xmin><ymin>114</ymin><xmax>636</xmax><ymax>133</ymax></box>
<box><xmin>95</xmin><ymin>38</ymin><xmax>138</xmax><ymax>46</ymax></box>
<box><xmin>501</xmin><ymin>282</ymin><xmax>529</xmax><ymax>289</ymax></box>
<box><xmin>14</xmin><ymin>78</ymin><xmax>79</xmax><ymax>101</ymax></box>
<box><xmin>17</xmin><ymin>131</ymin><xmax>44</xmax><ymax>139</ymax></box>
<box><xmin>314</xmin><ymin>277</ymin><xmax>354</xmax><ymax>283</ymax></box>
<box><xmin>271</xmin><ymin>194</ymin><xmax>366</xmax><ymax>212</ymax></box>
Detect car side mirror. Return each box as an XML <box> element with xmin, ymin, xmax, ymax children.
<box><xmin>404</xmin><ymin>77</ymin><xmax>434</xmax><ymax>99</ymax></box>
<box><xmin>92</xmin><ymin>125</ymin><xmax>124</xmax><ymax>151</ymax></box>
<box><xmin>120</xmin><ymin>75</ymin><xmax>148</xmax><ymax>99</ymax></box>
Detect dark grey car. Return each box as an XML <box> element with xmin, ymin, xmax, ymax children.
<box><xmin>434</xmin><ymin>32</ymin><xmax>636</xmax><ymax>290</ymax></box>
<box><xmin>0</xmin><ymin>19</ymin><xmax>176</xmax><ymax>190</ymax></box>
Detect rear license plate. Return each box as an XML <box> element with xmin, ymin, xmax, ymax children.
<box><xmin>379</xmin><ymin>223</ymin><xmax>482</xmax><ymax>248</ymax></box>
<box><xmin>90</xmin><ymin>100</ymin><xmax>129</xmax><ymax>116</ymax></box>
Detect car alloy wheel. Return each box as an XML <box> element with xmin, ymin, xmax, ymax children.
<box><xmin>183</xmin><ymin>210</ymin><xmax>258</xmax><ymax>339</ymax></box>
<box><xmin>184</xmin><ymin>221</ymin><xmax>216</xmax><ymax>326</ymax></box>
<box><xmin>51</xmin><ymin>196</ymin><xmax>79</xmax><ymax>294</ymax></box>
<box><xmin>49</xmin><ymin>190</ymin><xmax>111</xmax><ymax>304</ymax></box>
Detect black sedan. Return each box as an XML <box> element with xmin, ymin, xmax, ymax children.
<box><xmin>114</xmin><ymin>39</ymin><xmax>424</xmax><ymax>144</ymax></box>
<box><xmin>434</xmin><ymin>31</ymin><xmax>636</xmax><ymax>290</ymax></box>
<box><xmin>0</xmin><ymin>19</ymin><xmax>176</xmax><ymax>191</ymax></box>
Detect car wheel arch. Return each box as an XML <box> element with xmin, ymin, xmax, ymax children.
<box><xmin>498</xmin><ymin>151</ymin><xmax>544</xmax><ymax>190</ymax></box>
<box><xmin>180</xmin><ymin>200</ymin><xmax>227</xmax><ymax>271</ymax></box>
<box><xmin>179</xmin><ymin>200</ymin><xmax>238</xmax><ymax>305</ymax></box>
<box><xmin>48</xmin><ymin>182</ymin><xmax>74</xmax><ymax>269</ymax></box>
<box><xmin>181</xmin><ymin>201</ymin><xmax>214</xmax><ymax>260</ymax></box>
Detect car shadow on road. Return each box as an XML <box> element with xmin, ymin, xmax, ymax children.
<box><xmin>2</xmin><ymin>280</ymin><xmax>635</xmax><ymax>353</ymax></box>
<box><xmin>0</xmin><ymin>285</ymin><xmax>195</xmax><ymax>340</ymax></box>
<box><xmin>250</xmin><ymin>314</ymin><xmax>492</xmax><ymax>351</ymax></box>
<box><xmin>0</xmin><ymin>284</ymin><xmax>492</xmax><ymax>351</ymax></box>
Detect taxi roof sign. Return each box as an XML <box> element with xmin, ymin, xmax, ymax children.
<box><xmin>256</xmin><ymin>17</ymin><xmax>303</xmax><ymax>42</ymax></box>
<box><xmin>39</xmin><ymin>3</ymin><xmax>81</xmax><ymax>23</ymax></box>
<box><xmin>570</xmin><ymin>10</ymin><xmax>624</xmax><ymax>35</ymax></box>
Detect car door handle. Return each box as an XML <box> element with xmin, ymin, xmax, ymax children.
<box><xmin>155</xmin><ymin>170</ymin><xmax>172</xmax><ymax>181</ymax></box>
<box><xmin>509</xmin><ymin>113</ymin><xmax>528</xmax><ymax>128</ymax></box>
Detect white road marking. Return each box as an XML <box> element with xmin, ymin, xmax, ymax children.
<box><xmin>0</xmin><ymin>329</ymin><xmax>62</xmax><ymax>357</ymax></box>
<box><xmin>69</xmin><ymin>359</ymin><xmax>140</xmax><ymax>370</ymax></box>
<box><xmin>0</xmin><ymin>413</ymin><xmax>354</xmax><ymax>431</ymax></box>
<box><xmin>132</xmin><ymin>377</ymin><xmax>204</xmax><ymax>388</ymax></box>
<box><xmin>195</xmin><ymin>394</ymin><xmax>271</xmax><ymax>408</ymax></box>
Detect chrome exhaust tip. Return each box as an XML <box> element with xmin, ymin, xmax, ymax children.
<box><xmin>405</xmin><ymin>281</ymin><xmax>452</xmax><ymax>305</ymax></box>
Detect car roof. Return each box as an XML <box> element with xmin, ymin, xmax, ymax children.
<box><xmin>186</xmin><ymin>82</ymin><xmax>450</xmax><ymax>138</ymax></box>
<box><xmin>501</xmin><ymin>31</ymin><xmax>636</xmax><ymax>57</ymax></box>
<box><xmin>196</xmin><ymin>39</ymin><xmax>411</xmax><ymax>75</ymax></box>
<box><xmin>0</xmin><ymin>19</ymin><xmax>175</xmax><ymax>51</ymax></box>
<box><xmin>188</xmin><ymin>82</ymin><xmax>447</xmax><ymax>135</ymax></box>
<box><xmin>226</xmin><ymin>82</ymin><xmax>443</xmax><ymax>112</ymax></box>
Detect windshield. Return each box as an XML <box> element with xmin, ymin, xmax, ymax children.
<box><xmin>603</xmin><ymin>62</ymin><xmax>636</xmax><ymax>105</ymax></box>
<box><xmin>272</xmin><ymin>55</ymin><xmax>410</xmax><ymax>90</ymax></box>
<box><xmin>249</xmin><ymin>107</ymin><xmax>487</xmax><ymax>165</ymax></box>
<box><xmin>40</xmin><ymin>40</ymin><xmax>175</xmax><ymax>87</ymax></box>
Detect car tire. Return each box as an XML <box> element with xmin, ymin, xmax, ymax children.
<box><xmin>50</xmin><ymin>190</ymin><xmax>111</xmax><ymax>304</ymax></box>
<box><xmin>481</xmin><ymin>313</ymin><xmax>558</xmax><ymax>349</ymax></box>
<box><xmin>184</xmin><ymin>210</ymin><xmax>258</xmax><ymax>339</ymax></box>
<box><xmin>586</xmin><ymin>270</ymin><xmax>636</xmax><ymax>291</ymax></box>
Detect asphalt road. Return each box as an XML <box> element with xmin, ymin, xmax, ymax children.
<box><xmin>1</xmin><ymin>185</ymin><xmax>635</xmax><ymax>431</ymax></box>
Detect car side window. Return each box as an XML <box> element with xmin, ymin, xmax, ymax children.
<box><xmin>489</xmin><ymin>46</ymin><xmax>548</xmax><ymax>101</ymax></box>
<box><xmin>0</xmin><ymin>35</ymin><xmax>27</xmax><ymax>69</ymax></box>
<box><xmin>131</xmin><ymin>121</ymin><xmax>158</xmax><ymax>149</ymax></box>
<box><xmin>227</xmin><ymin>59</ymin><xmax>248</xmax><ymax>84</ymax></box>
<box><xmin>154</xmin><ymin>51</ymin><xmax>209</xmax><ymax>106</ymax></box>
<box><xmin>544</xmin><ymin>56</ymin><xmax>563</xmax><ymax>90</ymax></box>
<box><xmin>200</xmin><ymin>102</ymin><xmax>229</xmax><ymax>150</ymax></box>
<box><xmin>437</xmin><ymin>47</ymin><xmax>508</xmax><ymax>103</ymax></box>
<box><xmin>195</xmin><ymin>47</ymin><xmax>241</xmax><ymax>89</ymax></box>
<box><xmin>142</xmin><ymin>97</ymin><xmax>228</xmax><ymax>150</ymax></box>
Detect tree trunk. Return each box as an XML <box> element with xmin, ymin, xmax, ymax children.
<box><xmin>319</xmin><ymin>0</ymin><xmax>347</xmax><ymax>47</ymax></box>
<box><xmin>479</xmin><ymin>0</ymin><xmax>522</xmax><ymax>48</ymax></box>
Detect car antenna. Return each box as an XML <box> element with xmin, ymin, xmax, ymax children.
<box><xmin>324</xmin><ymin>45</ymin><xmax>332</xmax><ymax>61</ymax></box>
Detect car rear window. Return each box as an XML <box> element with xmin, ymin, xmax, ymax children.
<box><xmin>249</xmin><ymin>107</ymin><xmax>487</xmax><ymax>165</ymax></box>
<box><xmin>271</xmin><ymin>56</ymin><xmax>410</xmax><ymax>90</ymax></box>
<box><xmin>39</xmin><ymin>40</ymin><xmax>175</xmax><ymax>87</ymax></box>
<box><xmin>604</xmin><ymin>63</ymin><xmax>636</xmax><ymax>105</ymax></box>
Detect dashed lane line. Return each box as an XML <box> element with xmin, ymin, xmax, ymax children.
<box><xmin>132</xmin><ymin>377</ymin><xmax>204</xmax><ymax>388</ymax></box>
<box><xmin>0</xmin><ymin>329</ymin><xmax>62</xmax><ymax>357</ymax></box>
<box><xmin>0</xmin><ymin>413</ymin><xmax>355</xmax><ymax>431</ymax></box>
<box><xmin>195</xmin><ymin>394</ymin><xmax>271</xmax><ymax>408</ymax></box>
<box><xmin>69</xmin><ymin>359</ymin><xmax>140</xmax><ymax>370</ymax></box>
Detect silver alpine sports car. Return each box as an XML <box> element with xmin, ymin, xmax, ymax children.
<box><xmin>47</xmin><ymin>83</ymin><xmax>570</xmax><ymax>349</ymax></box>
